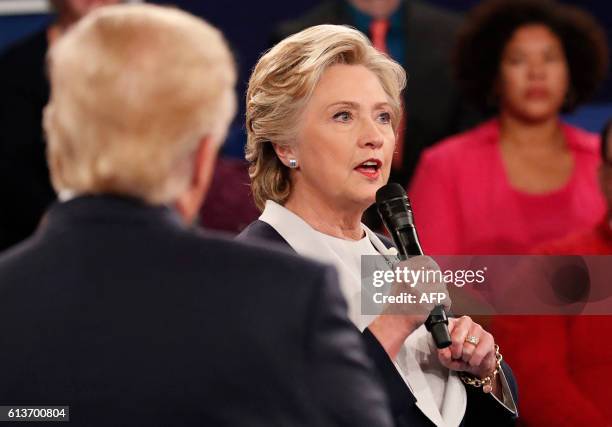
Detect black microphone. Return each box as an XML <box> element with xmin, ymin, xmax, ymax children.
<box><xmin>376</xmin><ymin>183</ymin><xmax>451</xmax><ymax>349</ymax></box>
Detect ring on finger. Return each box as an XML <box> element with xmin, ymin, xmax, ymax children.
<box><xmin>465</xmin><ymin>335</ymin><xmax>480</xmax><ymax>346</ymax></box>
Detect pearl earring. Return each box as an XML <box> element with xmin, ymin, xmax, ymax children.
<box><xmin>289</xmin><ymin>159</ymin><xmax>298</xmax><ymax>169</ymax></box>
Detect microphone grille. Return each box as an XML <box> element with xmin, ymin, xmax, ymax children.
<box><xmin>376</xmin><ymin>183</ymin><xmax>406</xmax><ymax>204</ymax></box>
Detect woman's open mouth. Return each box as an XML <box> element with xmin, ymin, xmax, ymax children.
<box><xmin>354</xmin><ymin>159</ymin><xmax>382</xmax><ymax>179</ymax></box>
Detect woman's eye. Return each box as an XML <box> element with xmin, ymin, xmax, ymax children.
<box><xmin>505</xmin><ymin>54</ymin><xmax>525</xmax><ymax>65</ymax></box>
<box><xmin>378</xmin><ymin>112</ymin><xmax>392</xmax><ymax>124</ymax></box>
<box><xmin>333</xmin><ymin>111</ymin><xmax>352</xmax><ymax>122</ymax></box>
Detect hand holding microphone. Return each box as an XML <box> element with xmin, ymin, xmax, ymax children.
<box><xmin>373</xmin><ymin>184</ymin><xmax>502</xmax><ymax>395</ymax></box>
<box><xmin>366</xmin><ymin>253</ymin><xmax>451</xmax><ymax>359</ymax></box>
<box><xmin>376</xmin><ymin>183</ymin><xmax>452</xmax><ymax>349</ymax></box>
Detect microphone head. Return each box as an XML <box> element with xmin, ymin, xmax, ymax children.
<box><xmin>376</xmin><ymin>182</ymin><xmax>422</xmax><ymax>256</ymax></box>
<box><xmin>376</xmin><ymin>183</ymin><xmax>406</xmax><ymax>205</ymax></box>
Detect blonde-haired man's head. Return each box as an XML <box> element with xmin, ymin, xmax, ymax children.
<box><xmin>245</xmin><ymin>24</ymin><xmax>405</xmax><ymax>210</ymax></box>
<box><xmin>44</xmin><ymin>3</ymin><xmax>236</xmax><ymax>217</ymax></box>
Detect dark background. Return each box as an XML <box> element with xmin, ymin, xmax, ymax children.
<box><xmin>1</xmin><ymin>0</ymin><xmax>610</xmax><ymax>146</ymax></box>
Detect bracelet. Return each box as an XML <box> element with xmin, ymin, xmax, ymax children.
<box><xmin>459</xmin><ymin>344</ymin><xmax>502</xmax><ymax>393</ymax></box>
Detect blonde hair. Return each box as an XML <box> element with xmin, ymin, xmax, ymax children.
<box><xmin>246</xmin><ymin>24</ymin><xmax>406</xmax><ymax>210</ymax></box>
<box><xmin>44</xmin><ymin>4</ymin><xmax>236</xmax><ymax>204</ymax></box>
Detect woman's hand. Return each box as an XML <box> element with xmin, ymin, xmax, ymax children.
<box><xmin>437</xmin><ymin>315</ymin><xmax>502</xmax><ymax>396</ymax></box>
<box><xmin>379</xmin><ymin>255</ymin><xmax>451</xmax><ymax>318</ymax></box>
<box><xmin>368</xmin><ymin>256</ymin><xmax>450</xmax><ymax>359</ymax></box>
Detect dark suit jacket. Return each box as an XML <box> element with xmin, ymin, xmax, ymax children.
<box><xmin>238</xmin><ymin>219</ymin><xmax>518</xmax><ymax>427</ymax></box>
<box><xmin>0</xmin><ymin>195</ymin><xmax>393</xmax><ymax>427</ymax></box>
<box><xmin>272</xmin><ymin>0</ymin><xmax>483</xmax><ymax>187</ymax></box>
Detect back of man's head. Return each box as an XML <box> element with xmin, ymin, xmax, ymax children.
<box><xmin>44</xmin><ymin>4</ymin><xmax>236</xmax><ymax>206</ymax></box>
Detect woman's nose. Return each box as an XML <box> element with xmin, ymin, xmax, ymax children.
<box><xmin>527</xmin><ymin>58</ymin><xmax>547</xmax><ymax>79</ymax></box>
<box><xmin>358</xmin><ymin>117</ymin><xmax>385</xmax><ymax>149</ymax></box>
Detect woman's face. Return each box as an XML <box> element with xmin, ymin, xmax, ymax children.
<box><xmin>290</xmin><ymin>64</ymin><xmax>396</xmax><ymax>211</ymax></box>
<box><xmin>497</xmin><ymin>24</ymin><xmax>569</xmax><ymax>122</ymax></box>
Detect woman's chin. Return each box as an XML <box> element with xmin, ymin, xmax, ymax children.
<box><xmin>353</xmin><ymin>192</ymin><xmax>377</xmax><ymax>211</ymax></box>
<box><xmin>508</xmin><ymin>104</ymin><xmax>560</xmax><ymax>123</ymax></box>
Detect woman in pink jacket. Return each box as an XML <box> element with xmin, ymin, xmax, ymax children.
<box><xmin>409</xmin><ymin>2</ymin><xmax>611</xmax><ymax>425</ymax></box>
<box><xmin>408</xmin><ymin>0</ymin><xmax>609</xmax><ymax>255</ymax></box>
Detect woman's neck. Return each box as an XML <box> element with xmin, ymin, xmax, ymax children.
<box><xmin>499</xmin><ymin>112</ymin><xmax>565</xmax><ymax>153</ymax></box>
<box><xmin>497</xmin><ymin>112</ymin><xmax>574</xmax><ymax>194</ymax></box>
<box><xmin>283</xmin><ymin>190</ymin><xmax>365</xmax><ymax>241</ymax></box>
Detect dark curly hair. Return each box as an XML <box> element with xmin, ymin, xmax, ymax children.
<box><xmin>453</xmin><ymin>0</ymin><xmax>609</xmax><ymax>113</ymax></box>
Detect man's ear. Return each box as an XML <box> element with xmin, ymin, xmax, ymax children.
<box><xmin>272</xmin><ymin>142</ymin><xmax>298</xmax><ymax>168</ymax></box>
<box><xmin>175</xmin><ymin>136</ymin><xmax>219</xmax><ymax>225</ymax></box>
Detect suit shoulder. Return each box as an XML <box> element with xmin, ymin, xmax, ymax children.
<box><xmin>191</xmin><ymin>228</ymin><xmax>335</xmax><ymax>285</ymax></box>
<box><xmin>237</xmin><ymin>220</ymin><xmax>291</xmax><ymax>248</ymax></box>
<box><xmin>0</xmin><ymin>238</ymin><xmax>36</xmax><ymax>276</ymax></box>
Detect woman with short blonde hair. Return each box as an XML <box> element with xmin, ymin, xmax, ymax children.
<box><xmin>240</xmin><ymin>24</ymin><xmax>517</xmax><ymax>426</ymax></box>
<box><xmin>246</xmin><ymin>24</ymin><xmax>405</xmax><ymax>210</ymax></box>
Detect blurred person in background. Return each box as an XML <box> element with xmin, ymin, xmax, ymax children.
<box><xmin>539</xmin><ymin>117</ymin><xmax>612</xmax><ymax>254</ymax></box>
<box><xmin>0</xmin><ymin>5</ymin><xmax>394</xmax><ymax>426</ymax></box>
<box><xmin>493</xmin><ymin>118</ymin><xmax>612</xmax><ymax>426</ymax></box>
<box><xmin>0</xmin><ymin>0</ymin><xmax>121</xmax><ymax>252</ymax></box>
<box><xmin>198</xmin><ymin>155</ymin><xmax>260</xmax><ymax>233</ymax></box>
<box><xmin>239</xmin><ymin>24</ymin><xmax>517</xmax><ymax>427</ymax></box>
<box><xmin>272</xmin><ymin>0</ymin><xmax>482</xmax><ymax>189</ymax></box>
<box><xmin>408</xmin><ymin>0</ymin><xmax>609</xmax><ymax>255</ymax></box>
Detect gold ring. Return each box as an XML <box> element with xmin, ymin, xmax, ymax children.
<box><xmin>465</xmin><ymin>335</ymin><xmax>480</xmax><ymax>346</ymax></box>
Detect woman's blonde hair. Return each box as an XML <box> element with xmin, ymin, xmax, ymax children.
<box><xmin>44</xmin><ymin>4</ymin><xmax>236</xmax><ymax>204</ymax></box>
<box><xmin>245</xmin><ymin>24</ymin><xmax>406</xmax><ymax>210</ymax></box>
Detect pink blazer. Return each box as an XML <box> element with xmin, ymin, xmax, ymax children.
<box><xmin>408</xmin><ymin>119</ymin><xmax>606</xmax><ymax>255</ymax></box>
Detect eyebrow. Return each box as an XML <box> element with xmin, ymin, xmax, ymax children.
<box><xmin>327</xmin><ymin>101</ymin><xmax>392</xmax><ymax>109</ymax></box>
<box><xmin>506</xmin><ymin>43</ymin><xmax>563</xmax><ymax>54</ymax></box>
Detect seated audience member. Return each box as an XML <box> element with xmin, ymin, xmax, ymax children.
<box><xmin>493</xmin><ymin>119</ymin><xmax>612</xmax><ymax>426</ymax></box>
<box><xmin>0</xmin><ymin>0</ymin><xmax>122</xmax><ymax>252</ymax></box>
<box><xmin>540</xmin><ymin>118</ymin><xmax>612</xmax><ymax>254</ymax></box>
<box><xmin>408</xmin><ymin>0</ymin><xmax>609</xmax><ymax>255</ymax></box>
<box><xmin>239</xmin><ymin>24</ymin><xmax>517</xmax><ymax>426</ymax></box>
<box><xmin>0</xmin><ymin>5</ymin><xmax>393</xmax><ymax>426</ymax></box>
